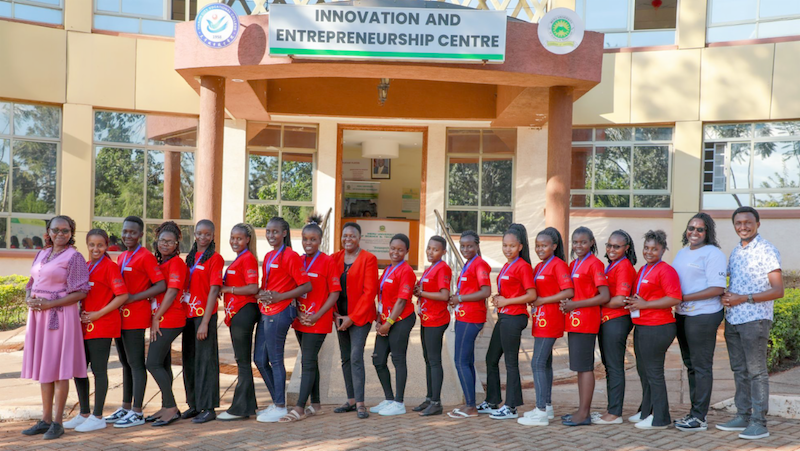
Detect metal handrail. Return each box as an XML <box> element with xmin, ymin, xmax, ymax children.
<box><xmin>433</xmin><ymin>209</ymin><xmax>464</xmax><ymax>294</ymax></box>
<box><xmin>319</xmin><ymin>207</ymin><xmax>332</xmax><ymax>254</ymax></box>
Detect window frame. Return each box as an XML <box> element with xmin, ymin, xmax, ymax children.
<box><xmin>571</xmin><ymin>126</ymin><xmax>673</xmax><ymax>210</ymax></box>
<box><xmin>1</xmin><ymin>0</ymin><xmax>64</xmax><ymax>25</ymax></box>
<box><xmin>574</xmin><ymin>0</ymin><xmax>678</xmax><ymax>49</ymax></box>
<box><xmin>92</xmin><ymin>0</ymin><xmax>195</xmax><ymax>37</ymax></box>
<box><xmin>445</xmin><ymin>128</ymin><xmax>516</xmax><ymax>236</ymax></box>
<box><xmin>245</xmin><ymin>122</ymin><xmax>318</xmax><ymax>228</ymax></box>
<box><xmin>706</xmin><ymin>0</ymin><xmax>800</xmax><ymax>43</ymax></box>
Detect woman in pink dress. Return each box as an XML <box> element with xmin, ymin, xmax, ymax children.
<box><xmin>20</xmin><ymin>215</ymin><xmax>91</xmax><ymax>440</ymax></box>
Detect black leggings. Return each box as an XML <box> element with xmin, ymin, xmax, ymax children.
<box><xmin>373</xmin><ymin>314</ymin><xmax>416</xmax><ymax>403</ymax></box>
<box><xmin>146</xmin><ymin>327</ymin><xmax>183</xmax><ymax>409</ymax></box>
<box><xmin>295</xmin><ymin>331</ymin><xmax>327</xmax><ymax>408</ymax></box>
<box><xmin>228</xmin><ymin>303</ymin><xmax>259</xmax><ymax>416</ymax></box>
<box><xmin>115</xmin><ymin>329</ymin><xmax>147</xmax><ymax>410</ymax></box>
<box><xmin>182</xmin><ymin>315</ymin><xmax>221</xmax><ymax>411</ymax></box>
<box><xmin>485</xmin><ymin>313</ymin><xmax>529</xmax><ymax>408</ymax></box>
<box><xmin>421</xmin><ymin>323</ymin><xmax>449</xmax><ymax>402</ymax></box>
<box><xmin>75</xmin><ymin>338</ymin><xmax>112</xmax><ymax>417</ymax></box>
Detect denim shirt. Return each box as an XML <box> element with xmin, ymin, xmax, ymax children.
<box><xmin>726</xmin><ymin>234</ymin><xmax>781</xmax><ymax>325</ymax></box>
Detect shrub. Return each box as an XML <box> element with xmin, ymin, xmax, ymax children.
<box><xmin>0</xmin><ymin>275</ymin><xmax>29</xmax><ymax>330</ymax></box>
<box><xmin>768</xmin><ymin>288</ymin><xmax>800</xmax><ymax>372</ymax></box>
<box><xmin>783</xmin><ymin>270</ymin><xmax>800</xmax><ymax>290</ymax></box>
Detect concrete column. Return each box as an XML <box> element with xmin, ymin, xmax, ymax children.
<box><xmin>423</xmin><ymin>124</ymin><xmax>446</xmax><ymax>260</ymax></box>
<box><xmin>196</xmin><ymin>76</ymin><xmax>225</xmax><ymax>244</ymax></box>
<box><xmin>220</xmin><ymin>119</ymin><xmax>247</xmax><ymax>260</ymax></box>
<box><xmin>315</xmin><ymin>120</ymin><xmax>338</xmax><ymax>254</ymax></box>
<box><xmin>515</xmin><ymin>126</ymin><xmax>548</xmax><ymax>233</ymax></box>
<box><xmin>546</xmin><ymin>86</ymin><xmax>574</xmax><ymax>239</ymax></box>
<box><xmin>163</xmin><ymin>150</ymin><xmax>182</xmax><ymax>219</ymax></box>
<box><xmin>671</xmin><ymin>121</ymin><xmax>704</xmax><ymax>251</ymax></box>
<box><xmin>60</xmin><ymin>103</ymin><xmax>93</xmax><ymax>254</ymax></box>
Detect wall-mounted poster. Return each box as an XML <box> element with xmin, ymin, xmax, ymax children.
<box><xmin>371</xmin><ymin>158</ymin><xmax>391</xmax><ymax>179</ymax></box>
<box><xmin>401</xmin><ymin>188</ymin><xmax>420</xmax><ymax>214</ymax></box>
<box><xmin>343</xmin><ymin>181</ymin><xmax>379</xmax><ymax>217</ymax></box>
<box><xmin>342</xmin><ymin>159</ymin><xmax>370</xmax><ymax>181</ymax></box>
<box><xmin>357</xmin><ymin>219</ymin><xmax>410</xmax><ymax>261</ymax></box>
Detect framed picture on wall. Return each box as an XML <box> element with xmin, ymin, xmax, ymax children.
<box><xmin>371</xmin><ymin>158</ymin><xmax>391</xmax><ymax>179</ymax></box>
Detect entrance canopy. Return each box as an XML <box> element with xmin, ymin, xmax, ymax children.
<box><xmin>174</xmin><ymin>2</ymin><xmax>603</xmax><ymax>127</ymax></box>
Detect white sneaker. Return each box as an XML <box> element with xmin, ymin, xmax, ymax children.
<box><xmin>523</xmin><ymin>408</ymin><xmax>547</xmax><ymax>419</ymax></box>
<box><xmin>634</xmin><ymin>414</ymin><xmax>669</xmax><ymax>430</ymax></box>
<box><xmin>113</xmin><ymin>411</ymin><xmax>144</xmax><ymax>428</ymax></box>
<box><xmin>217</xmin><ymin>411</ymin><xmax>247</xmax><ymax>421</ymax></box>
<box><xmin>628</xmin><ymin>411</ymin><xmax>643</xmax><ymax>423</ymax></box>
<box><xmin>75</xmin><ymin>416</ymin><xmax>107</xmax><ymax>432</ymax></box>
<box><xmin>63</xmin><ymin>415</ymin><xmax>88</xmax><ymax>429</ymax></box>
<box><xmin>476</xmin><ymin>401</ymin><xmax>499</xmax><ymax>415</ymax></box>
<box><xmin>490</xmin><ymin>405</ymin><xmax>518</xmax><ymax>420</ymax></box>
<box><xmin>256</xmin><ymin>406</ymin><xmax>287</xmax><ymax>423</ymax></box>
<box><xmin>104</xmin><ymin>407</ymin><xmax>128</xmax><ymax>424</ymax></box>
<box><xmin>546</xmin><ymin>405</ymin><xmax>554</xmax><ymax>420</ymax></box>
<box><xmin>370</xmin><ymin>400</ymin><xmax>394</xmax><ymax>413</ymax></box>
<box><xmin>518</xmin><ymin>408</ymin><xmax>548</xmax><ymax>426</ymax></box>
<box><xmin>379</xmin><ymin>402</ymin><xmax>406</xmax><ymax>416</ymax></box>
<box><xmin>257</xmin><ymin>404</ymin><xmax>276</xmax><ymax>416</ymax></box>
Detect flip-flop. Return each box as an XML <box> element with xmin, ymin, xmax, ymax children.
<box><xmin>305</xmin><ymin>406</ymin><xmax>326</xmax><ymax>417</ymax></box>
<box><xmin>278</xmin><ymin>410</ymin><xmax>306</xmax><ymax>423</ymax></box>
<box><xmin>447</xmin><ymin>408</ymin><xmax>478</xmax><ymax>418</ymax></box>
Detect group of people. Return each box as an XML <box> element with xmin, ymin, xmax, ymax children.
<box><xmin>18</xmin><ymin>206</ymin><xmax>783</xmax><ymax>442</ymax></box>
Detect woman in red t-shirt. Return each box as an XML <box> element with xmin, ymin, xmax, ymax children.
<box><xmin>65</xmin><ymin>229</ymin><xmax>128</xmax><ymax>433</ymax></box>
<box><xmin>217</xmin><ymin>224</ymin><xmax>261</xmax><ymax>421</ymax></box>
<box><xmin>594</xmin><ymin>230</ymin><xmax>637</xmax><ymax>425</ymax></box>
<box><xmin>181</xmin><ymin>219</ymin><xmax>224</xmax><ymax>424</ymax></box>
<box><xmin>280</xmin><ymin>221</ymin><xmax>341</xmax><ymax>423</ymax></box>
<box><xmin>483</xmin><ymin>224</ymin><xmax>536</xmax><ymax>420</ymax></box>
<box><xmin>625</xmin><ymin>230</ymin><xmax>682</xmax><ymax>430</ymax></box>
<box><xmin>559</xmin><ymin>226</ymin><xmax>609</xmax><ymax>427</ymax></box>
<box><xmin>447</xmin><ymin>231</ymin><xmax>491</xmax><ymax>419</ymax></box>
<box><xmin>144</xmin><ymin>222</ymin><xmax>188</xmax><ymax>427</ymax></box>
<box><xmin>412</xmin><ymin>236</ymin><xmax>452</xmax><ymax>417</ymax></box>
<box><xmin>518</xmin><ymin>227</ymin><xmax>573</xmax><ymax>426</ymax></box>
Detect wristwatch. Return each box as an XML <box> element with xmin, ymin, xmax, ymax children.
<box><xmin>746</xmin><ymin>294</ymin><xmax>754</xmax><ymax>304</ymax></box>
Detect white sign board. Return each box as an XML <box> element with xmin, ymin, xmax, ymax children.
<box><xmin>342</xmin><ymin>159</ymin><xmax>371</xmax><ymax>181</ymax></box>
<box><xmin>537</xmin><ymin>7</ymin><xmax>584</xmax><ymax>55</ymax></box>
<box><xmin>358</xmin><ymin>220</ymin><xmax>410</xmax><ymax>261</ymax></box>
<box><xmin>268</xmin><ymin>5</ymin><xmax>507</xmax><ymax>63</ymax></box>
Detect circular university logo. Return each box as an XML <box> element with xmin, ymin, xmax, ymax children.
<box><xmin>551</xmin><ymin>18</ymin><xmax>572</xmax><ymax>39</ymax></box>
<box><xmin>196</xmin><ymin>3</ymin><xmax>240</xmax><ymax>49</ymax></box>
<box><xmin>538</xmin><ymin>7</ymin><xmax>585</xmax><ymax>55</ymax></box>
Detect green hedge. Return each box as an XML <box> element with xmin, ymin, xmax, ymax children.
<box><xmin>768</xmin><ymin>288</ymin><xmax>800</xmax><ymax>372</ymax></box>
<box><xmin>0</xmin><ymin>275</ymin><xmax>29</xmax><ymax>330</ymax></box>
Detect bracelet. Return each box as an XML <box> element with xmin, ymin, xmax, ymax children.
<box><xmin>458</xmin><ymin>295</ymin><xmax>463</xmax><ymax>303</ymax></box>
<box><xmin>386</xmin><ymin>317</ymin><xmax>395</xmax><ymax>325</ymax></box>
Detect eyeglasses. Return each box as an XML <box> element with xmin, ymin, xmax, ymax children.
<box><xmin>49</xmin><ymin>228</ymin><xmax>71</xmax><ymax>235</ymax></box>
<box><xmin>157</xmin><ymin>239</ymin><xmax>178</xmax><ymax>245</ymax></box>
<box><xmin>687</xmin><ymin>226</ymin><xmax>706</xmax><ymax>233</ymax></box>
<box><xmin>605</xmin><ymin>243</ymin><xmax>623</xmax><ymax>250</ymax></box>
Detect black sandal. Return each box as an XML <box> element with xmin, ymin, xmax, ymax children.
<box><xmin>334</xmin><ymin>402</ymin><xmax>357</xmax><ymax>413</ymax></box>
<box><xmin>357</xmin><ymin>406</ymin><xmax>369</xmax><ymax>419</ymax></box>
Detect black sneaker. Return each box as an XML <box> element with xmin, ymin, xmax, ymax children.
<box><xmin>21</xmin><ymin>420</ymin><xmax>51</xmax><ymax>436</ymax></box>
<box><xmin>675</xmin><ymin>416</ymin><xmax>708</xmax><ymax>432</ymax></box>
<box><xmin>412</xmin><ymin>399</ymin><xmax>432</xmax><ymax>412</ymax></box>
<box><xmin>43</xmin><ymin>422</ymin><xmax>64</xmax><ymax>440</ymax></box>
<box><xmin>673</xmin><ymin>413</ymin><xmax>692</xmax><ymax>424</ymax></box>
<box><xmin>420</xmin><ymin>401</ymin><xmax>443</xmax><ymax>416</ymax></box>
<box><xmin>477</xmin><ymin>401</ymin><xmax>499</xmax><ymax>415</ymax></box>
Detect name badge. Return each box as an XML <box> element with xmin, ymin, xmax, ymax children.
<box><xmin>422</xmin><ymin>278</ymin><xmax>429</xmax><ymax>283</ymax></box>
<box><xmin>501</xmin><ymin>276</ymin><xmax>510</xmax><ymax>280</ymax></box>
<box><xmin>461</xmin><ymin>277</ymin><xmax>468</xmax><ymax>282</ymax></box>
<box><xmin>308</xmin><ymin>273</ymin><xmax>318</xmax><ymax>278</ymax></box>
<box><xmin>386</xmin><ymin>279</ymin><xmax>393</xmax><ymax>283</ymax></box>
<box><xmin>181</xmin><ymin>293</ymin><xmax>191</xmax><ymax>304</ymax></box>
<box><xmin>537</xmin><ymin>275</ymin><xmax>545</xmax><ymax>280</ymax></box>
<box><xmin>196</xmin><ymin>265</ymin><xmax>205</xmax><ymax>270</ymax></box>
<box><xmin>227</xmin><ymin>270</ymin><xmax>236</xmax><ymax>275</ymax></box>
<box><xmin>643</xmin><ymin>279</ymin><xmax>649</xmax><ymax>284</ymax></box>
<box><xmin>88</xmin><ymin>282</ymin><xmax>95</xmax><ymax>287</ymax></box>
<box><xmin>573</xmin><ymin>274</ymin><xmax>580</xmax><ymax>278</ymax></box>
<box><xmin>270</xmin><ymin>264</ymin><xmax>279</xmax><ymax>269</ymax></box>
<box><xmin>124</xmin><ymin>267</ymin><xmax>133</xmax><ymax>272</ymax></box>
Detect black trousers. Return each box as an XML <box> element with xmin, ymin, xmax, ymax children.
<box><xmin>677</xmin><ymin>310</ymin><xmax>724</xmax><ymax>420</ymax></box>
<box><xmin>421</xmin><ymin>323</ymin><xmax>449</xmax><ymax>402</ymax></box>
<box><xmin>634</xmin><ymin>323</ymin><xmax>676</xmax><ymax>427</ymax></box>
<box><xmin>337</xmin><ymin>322</ymin><xmax>372</xmax><ymax>403</ymax></box>
<box><xmin>146</xmin><ymin>327</ymin><xmax>183</xmax><ymax>409</ymax></box>
<box><xmin>295</xmin><ymin>330</ymin><xmax>327</xmax><ymax>408</ymax></box>
<box><xmin>599</xmin><ymin>315</ymin><xmax>633</xmax><ymax>416</ymax></box>
<box><xmin>373</xmin><ymin>315</ymin><xmax>416</xmax><ymax>403</ymax></box>
<box><xmin>485</xmin><ymin>313</ymin><xmax>529</xmax><ymax>408</ymax></box>
<box><xmin>115</xmin><ymin>328</ymin><xmax>147</xmax><ymax>409</ymax></box>
<box><xmin>75</xmin><ymin>338</ymin><xmax>112</xmax><ymax>417</ymax></box>
<box><xmin>227</xmin><ymin>303</ymin><xmax>260</xmax><ymax>416</ymax></box>
<box><xmin>182</xmin><ymin>314</ymin><xmax>221</xmax><ymax>411</ymax></box>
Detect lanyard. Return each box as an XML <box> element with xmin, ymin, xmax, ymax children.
<box><xmin>380</xmin><ymin>261</ymin><xmax>404</xmax><ymax>301</ymax></box>
<box><xmin>570</xmin><ymin>254</ymin><xmax>589</xmax><ymax>279</ymax></box>
<box><xmin>605</xmin><ymin>257</ymin><xmax>626</xmax><ymax>275</ymax></box>
<box><xmin>419</xmin><ymin>260</ymin><xmax>442</xmax><ymax>287</ymax></box>
<box><xmin>636</xmin><ymin>261</ymin><xmax>661</xmax><ymax>295</ymax></box>
<box><xmin>87</xmin><ymin>257</ymin><xmax>104</xmax><ymax>276</ymax></box>
<box><xmin>187</xmin><ymin>251</ymin><xmax>207</xmax><ymax>284</ymax></box>
<box><xmin>535</xmin><ymin>256</ymin><xmax>555</xmax><ymax>280</ymax></box>
<box><xmin>457</xmin><ymin>256</ymin><xmax>478</xmax><ymax>295</ymax></box>
<box><xmin>303</xmin><ymin>251</ymin><xmax>321</xmax><ymax>273</ymax></box>
<box><xmin>263</xmin><ymin>246</ymin><xmax>285</xmax><ymax>285</ymax></box>
<box><xmin>223</xmin><ymin>250</ymin><xmax>248</xmax><ymax>284</ymax></box>
<box><xmin>119</xmin><ymin>245</ymin><xmax>141</xmax><ymax>274</ymax></box>
<box><xmin>497</xmin><ymin>257</ymin><xmax>519</xmax><ymax>293</ymax></box>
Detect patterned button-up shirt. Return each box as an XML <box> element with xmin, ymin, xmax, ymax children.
<box><xmin>726</xmin><ymin>234</ymin><xmax>781</xmax><ymax>325</ymax></box>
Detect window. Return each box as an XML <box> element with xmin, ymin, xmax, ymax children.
<box><xmin>0</xmin><ymin>101</ymin><xmax>61</xmax><ymax>250</ymax></box>
<box><xmin>702</xmin><ymin>122</ymin><xmax>800</xmax><ymax>209</ymax></box>
<box><xmin>0</xmin><ymin>0</ymin><xmax>63</xmax><ymax>25</ymax></box>
<box><xmin>93</xmin><ymin>0</ymin><xmax>197</xmax><ymax>37</ymax></box>
<box><xmin>93</xmin><ymin>111</ymin><xmax>197</xmax><ymax>252</ymax></box>
<box><xmin>446</xmin><ymin>129</ymin><xmax>515</xmax><ymax>235</ymax></box>
<box><xmin>246</xmin><ymin>123</ymin><xmax>316</xmax><ymax>229</ymax></box>
<box><xmin>575</xmin><ymin>0</ymin><xmax>677</xmax><ymax>48</ymax></box>
<box><xmin>707</xmin><ymin>0</ymin><xmax>800</xmax><ymax>43</ymax></box>
<box><xmin>571</xmin><ymin>127</ymin><xmax>673</xmax><ymax>209</ymax></box>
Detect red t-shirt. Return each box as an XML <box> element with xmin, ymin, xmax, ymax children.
<box><xmin>223</xmin><ymin>250</ymin><xmax>259</xmax><ymax>327</ymax></box>
<box><xmin>151</xmin><ymin>257</ymin><xmax>188</xmax><ymax>329</ymax></box>
<box><xmin>184</xmin><ymin>253</ymin><xmax>224</xmax><ymax>319</ymax></box>
<box><xmin>82</xmin><ymin>256</ymin><xmax>127</xmax><ymax>339</ymax></box>
<box><xmin>497</xmin><ymin>258</ymin><xmax>536</xmax><ymax>316</ymax></box>
<box><xmin>566</xmin><ymin>254</ymin><xmax>608</xmax><ymax>334</ymax></box>
<box><xmin>601</xmin><ymin>258</ymin><xmax>636</xmax><ymax>324</ymax></box>
<box><xmin>378</xmin><ymin>261</ymin><xmax>416</xmax><ymax>324</ymax></box>
<box><xmin>632</xmin><ymin>261</ymin><xmax>682</xmax><ymax>326</ymax></box>
<box><xmin>532</xmin><ymin>257</ymin><xmax>572</xmax><ymax>338</ymax></box>
<box><xmin>418</xmin><ymin>261</ymin><xmax>452</xmax><ymax>328</ymax></box>
<box><xmin>455</xmin><ymin>256</ymin><xmax>491</xmax><ymax>324</ymax></box>
<box><xmin>260</xmin><ymin>248</ymin><xmax>310</xmax><ymax>316</ymax></box>
<box><xmin>117</xmin><ymin>246</ymin><xmax>164</xmax><ymax>330</ymax></box>
<box><xmin>294</xmin><ymin>252</ymin><xmax>341</xmax><ymax>334</ymax></box>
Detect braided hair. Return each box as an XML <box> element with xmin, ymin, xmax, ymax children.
<box><xmin>86</xmin><ymin>228</ymin><xmax>112</xmax><ymax>260</ymax></box>
<box><xmin>681</xmin><ymin>212</ymin><xmax>720</xmax><ymax>248</ymax></box>
<box><xmin>505</xmin><ymin>223</ymin><xmax>531</xmax><ymax>264</ymax></box>
<box><xmin>430</xmin><ymin>235</ymin><xmax>447</xmax><ymax>251</ymax></box>
<box><xmin>154</xmin><ymin>221</ymin><xmax>182</xmax><ymax>264</ymax></box>
<box><xmin>571</xmin><ymin>226</ymin><xmax>598</xmax><ymax>259</ymax></box>
<box><xmin>186</xmin><ymin>219</ymin><xmax>216</xmax><ymax>267</ymax></box>
<box><xmin>644</xmin><ymin>229</ymin><xmax>669</xmax><ymax>250</ymax></box>
<box><xmin>460</xmin><ymin>230</ymin><xmax>481</xmax><ymax>256</ymax></box>
<box><xmin>233</xmin><ymin>223</ymin><xmax>258</xmax><ymax>261</ymax></box>
<box><xmin>537</xmin><ymin>227</ymin><xmax>566</xmax><ymax>261</ymax></box>
<box><xmin>267</xmin><ymin>216</ymin><xmax>292</xmax><ymax>249</ymax></box>
<box><xmin>48</xmin><ymin>215</ymin><xmax>77</xmax><ymax>246</ymax></box>
<box><xmin>606</xmin><ymin>229</ymin><xmax>637</xmax><ymax>266</ymax></box>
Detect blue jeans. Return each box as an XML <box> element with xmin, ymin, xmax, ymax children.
<box><xmin>254</xmin><ymin>304</ymin><xmax>297</xmax><ymax>406</ymax></box>
<box><xmin>454</xmin><ymin>320</ymin><xmax>484</xmax><ymax>407</ymax></box>
<box><xmin>531</xmin><ymin>336</ymin><xmax>557</xmax><ymax>410</ymax></box>
<box><xmin>725</xmin><ymin>319</ymin><xmax>771</xmax><ymax>426</ymax></box>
